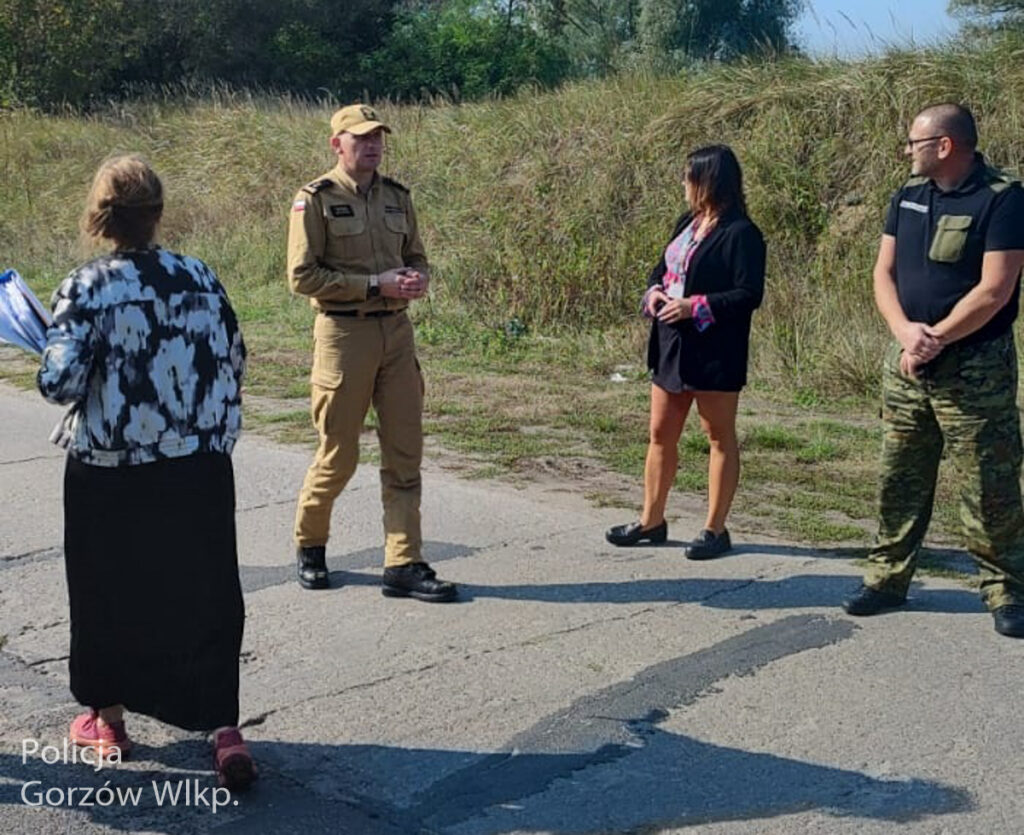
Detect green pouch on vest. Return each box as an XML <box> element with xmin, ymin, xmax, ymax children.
<box><xmin>928</xmin><ymin>214</ymin><xmax>972</xmax><ymax>263</ymax></box>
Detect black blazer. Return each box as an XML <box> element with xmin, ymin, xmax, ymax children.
<box><xmin>646</xmin><ymin>207</ymin><xmax>766</xmax><ymax>392</ymax></box>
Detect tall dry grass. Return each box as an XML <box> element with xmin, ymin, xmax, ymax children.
<box><xmin>4</xmin><ymin>37</ymin><xmax>1024</xmax><ymax>398</ymax></box>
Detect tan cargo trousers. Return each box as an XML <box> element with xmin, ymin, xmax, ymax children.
<box><xmin>294</xmin><ymin>311</ymin><xmax>423</xmax><ymax>567</ymax></box>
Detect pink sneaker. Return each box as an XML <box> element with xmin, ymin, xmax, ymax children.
<box><xmin>69</xmin><ymin>709</ymin><xmax>133</xmax><ymax>758</ymax></box>
<box><xmin>212</xmin><ymin>727</ymin><xmax>258</xmax><ymax>792</ymax></box>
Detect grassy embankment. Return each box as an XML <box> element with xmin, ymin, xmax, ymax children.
<box><xmin>4</xmin><ymin>37</ymin><xmax>1024</xmax><ymax>565</ymax></box>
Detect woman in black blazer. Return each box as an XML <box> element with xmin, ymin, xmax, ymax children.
<box><xmin>607</xmin><ymin>145</ymin><xmax>765</xmax><ymax>559</ymax></box>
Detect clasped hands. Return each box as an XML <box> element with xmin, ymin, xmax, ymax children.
<box><xmin>646</xmin><ymin>287</ymin><xmax>693</xmax><ymax>323</ymax></box>
<box><xmin>379</xmin><ymin>267</ymin><xmax>428</xmax><ymax>300</ymax></box>
<box><xmin>898</xmin><ymin>321</ymin><xmax>944</xmax><ymax>378</ymax></box>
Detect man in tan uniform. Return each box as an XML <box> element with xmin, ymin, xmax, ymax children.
<box><xmin>287</xmin><ymin>103</ymin><xmax>456</xmax><ymax>603</ymax></box>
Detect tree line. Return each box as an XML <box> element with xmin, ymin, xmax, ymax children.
<box><xmin>2</xmin><ymin>1</ymin><xmax>1016</xmax><ymax>109</ymax></box>
<box><xmin>0</xmin><ymin>0</ymin><xmax>806</xmax><ymax>107</ymax></box>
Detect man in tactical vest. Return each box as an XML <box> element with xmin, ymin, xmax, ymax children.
<box><xmin>843</xmin><ymin>103</ymin><xmax>1024</xmax><ymax>636</ymax></box>
<box><xmin>287</xmin><ymin>104</ymin><xmax>456</xmax><ymax>603</ymax></box>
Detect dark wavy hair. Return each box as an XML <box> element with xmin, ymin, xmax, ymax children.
<box><xmin>684</xmin><ymin>144</ymin><xmax>747</xmax><ymax>218</ymax></box>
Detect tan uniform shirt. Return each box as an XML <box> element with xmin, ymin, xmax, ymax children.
<box><xmin>287</xmin><ymin>165</ymin><xmax>429</xmax><ymax>313</ymax></box>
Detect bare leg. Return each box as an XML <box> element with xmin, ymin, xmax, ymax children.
<box><xmin>641</xmin><ymin>385</ymin><xmax>694</xmax><ymax>528</ymax></box>
<box><xmin>695</xmin><ymin>391</ymin><xmax>740</xmax><ymax>534</ymax></box>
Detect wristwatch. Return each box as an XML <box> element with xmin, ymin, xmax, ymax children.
<box><xmin>367</xmin><ymin>274</ymin><xmax>381</xmax><ymax>298</ymax></box>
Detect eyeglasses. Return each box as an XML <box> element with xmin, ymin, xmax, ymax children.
<box><xmin>905</xmin><ymin>135</ymin><xmax>945</xmax><ymax>149</ymax></box>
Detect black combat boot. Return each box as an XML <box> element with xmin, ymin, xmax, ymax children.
<box><xmin>992</xmin><ymin>604</ymin><xmax>1024</xmax><ymax>638</ymax></box>
<box><xmin>841</xmin><ymin>584</ymin><xmax>906</xmax><ymax>616</ymax></box>
<box><xmin>381</xmin><ymin>562</ymin><xmax>457</xmax><ymax>603</ymax></box>
<box><xmin>296</xmin><ymin>545</ymin><xmax>329</xmax><ymax>590</ymax></box>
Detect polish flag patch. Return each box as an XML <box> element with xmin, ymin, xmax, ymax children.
<box><xmin>292</xmin><ymin>200</ymin><xmax>306</xmax><ymax>212</ymax></box>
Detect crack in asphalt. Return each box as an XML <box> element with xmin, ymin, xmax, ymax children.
<box><xmin>15</xmin><ymin>620</ymin><xmax>68</xmax><ymax>636</ymax></box>
<box><xmin>24</xmin><ymin>654</ymin><xmax>70</xmax><ymax>667</ymax></box>
<box><xmin>0</xmin><ymin>454</ymin><xmax>63</xmax><ymax>466</ymax></box>
<box><xmin>235</xmin><ymin>497</ymin><xmax>299</xmax><ymax>513</ymax></box>
<box><xmin>0</xmin><ymin>547</ymin><xmax>63</xmax><ymax>569</ymax></box>
<box><xmin>0</xmin><ymin>649</ymin><xmax>68</xmax><ymax>700</ymax></box>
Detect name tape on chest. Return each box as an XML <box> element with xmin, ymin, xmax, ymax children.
<box><xmin>384</xmin><ymin>205</ymin><xmax>404</xmax><ymax>214</ymax></box>
<box><xmin>329</xmin><ymin>204</ymin><xmax>355</xmax><ymax>218</ymax></box>
<box><xmin>899</xmin><ymin>199</ymin><xmax>929</xmax><ymax>214</ymax></box>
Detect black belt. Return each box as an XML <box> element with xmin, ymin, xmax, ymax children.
<box><xmin>323</xmin><ymin>309</ymin><xmax>402</xmax><ymax>318</ymax></box>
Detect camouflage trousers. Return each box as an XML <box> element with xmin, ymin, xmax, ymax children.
<box><xmin>866</xmin><ymin>333</ymin><xmax>1024</xmax><ymax>609</ymax></box>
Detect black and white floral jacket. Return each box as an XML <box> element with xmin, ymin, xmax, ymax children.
<box><xmin>38</xmin><ymin>248</ymin><xmax>246</xmax><ymax>467</ymax></box>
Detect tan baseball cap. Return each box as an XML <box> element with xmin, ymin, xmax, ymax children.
<box><xmin>330</xmin><ymin>104</ymin><xmax>391</xmax><ymax>137</ymax></box>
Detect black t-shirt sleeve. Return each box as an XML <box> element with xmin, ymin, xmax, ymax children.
<box><xmin>985</xmin><ymin>184</ymin><xmax>1024</xmax><ymax>251</ymax></box>
<box><xmin>883</xmin><ymin>192</ymin><xmax>900</xmax><ymax>236</ymax></box>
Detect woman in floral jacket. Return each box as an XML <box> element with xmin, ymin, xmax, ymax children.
<box><xmin>37</xmin><ymin>155</ymin><xmax>255</xmax><ymax>791</ymax></box>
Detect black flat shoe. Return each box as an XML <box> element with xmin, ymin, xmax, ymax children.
<box><xmin>382</xmin><ymin>562</ymin><xmax>457</xmax><ymax>603</ymax></box>
<box><xmin>605</xmin><ymin>520</ymin><xmax>668</xmax><ymax>547</ymax></box>
<box><xmin>992</xmin><ymin>604</ymin><xmax>1024</xmax><ymax>637</ymax></box>
<box><xmin>684</xmin><ymin>528</ymin><xmax>731</xmax><ymax>560</ymax></box>
<box><xmin>296</xmin><ymin>545</ymin><xmax>329</xmax><ymax>590</ymax></box>
<box><xmin>841</xmin><ymin>584</ymin><xmax>906</xmax><ymax>616</ymax></box>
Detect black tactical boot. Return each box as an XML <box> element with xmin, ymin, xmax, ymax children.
<box><xmin>296</xmin><ymin>545</ymin><xmax>329</xmax><ymax>590</ymax></box>
<box><xmin>841</xmin><ymin>584</ymin><xmax>906</xmax><ymax>616</ymax></box>
<box><xmin>381</xmin><ymin>562</ymin><xmax>457</xmax><ymax>603</ymax></box>
<box><xmin>992</xmin><ymin>604</ymin><xmax>1024</xmax><ymax>638</ymax></box>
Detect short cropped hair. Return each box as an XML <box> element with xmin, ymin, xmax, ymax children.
<box><xmin>81</xmin><ymin>155</ymin><xmax>164</xmax><ymax>250</ymax></box>
<box><xmin>685</xmin><ymin>145</ymin><xmax>748</xmax><ymax>218</ymax></box>
<box><xmin>918</xmin><ymin>103</ymin><xmax>978</xmax><ymax>151</ymax></box>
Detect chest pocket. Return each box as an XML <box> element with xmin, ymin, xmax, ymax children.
<box><xmin>326</xmin><ymin>215</ymin><xmax>365</xmax><ymax>237</ymax></box>
<box><xmin>928</xmin><ymin>214</ymin><xmax>972</xmax><ymax>263</ymax></box>
<box><xmin>383</xmin><ymin>211</ymin><xmax>408</xmax><ymax>235</ymax></box>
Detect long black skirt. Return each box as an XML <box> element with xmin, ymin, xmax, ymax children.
<box><xmin>63</xmin><ymin>452</ymin><xmax>244</xmax><ymax>731</ymax></box>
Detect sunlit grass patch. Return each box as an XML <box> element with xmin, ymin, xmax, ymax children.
<box><xmin>773</xmin><ymin>510</ymin><xmax>868</xmax><ymax>544</ymax></box>
<box><xmin>743</xmin><ymin>424</ymin><xmax>803</xmax><ymax>451</ymax></box>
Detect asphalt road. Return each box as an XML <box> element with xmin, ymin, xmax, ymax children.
<box><xmin>0</xmin><ymin>382</ymin><xmax>1020</xmax><ymax>835</ymax></box>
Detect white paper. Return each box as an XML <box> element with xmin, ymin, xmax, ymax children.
<box><xmin>0</xmin><ymin>269</ymin><xmax>50</xmax><ymax>355</ymax></box>
<box><xmin>14</xmin><ymin>270</ymin><xmax>52</xmax><ymax>328</ymax></box>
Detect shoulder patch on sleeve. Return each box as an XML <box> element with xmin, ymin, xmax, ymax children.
<box><xmin>301</xmin><ymin>178</ymin><xmax>332</xmax><ymax>196</ymax></box>
<box><xmin>381</xmin><ymin>175</ymin><xmax>409</xmax><ymax>193</ymax></box>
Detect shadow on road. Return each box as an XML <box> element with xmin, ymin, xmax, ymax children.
<box><xmin>457</xmin><ymin>573</ymin><xmax>982</xmax><ymax>613</ymax></box>
<box><xmin>239</xmin><ymin>540</ymin><xmax>477</xmax><ymax>593</ymax></box>
<box><xmin>0</xmin><ymin>614</ymin><xmax>975</xmax><ymax>834</ymax></box>
<box><xmin>0</xmin><ymin>730</ymin><xmax>973</xmax><ymax>835</ymax></box>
